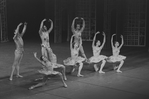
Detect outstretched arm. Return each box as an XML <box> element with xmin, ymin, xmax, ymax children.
<box><xmin>21</xmin><ymin>22</ymin><xmax>27</xmax><ymax>37</ymax></box>
<box><xmin>92</xmin><ymin>31</ymin><xmax>100</xmax><ymax>47</ymax></box>
<box><xmin>39</xmin><ymin>19</ymin><xmax>46</xmax><ymax>34</ymax></box>
<box><xmin>80</xmin><ymin>18</ymin><xmax>85</xmax><ymax>33</ymax></box>
<box><xmin>111</xmin><ymin>34</ymin><xmax>116</xmax><ymax>48</ymax></box>
<box><xmin>71</xmin><ymin>17</ymin><xmax>78</xmax><ymax>34</ymax></box>
<box><xmin>100</xmin><ymin>32</ymin><xmax>106</xmax><ymax>49</ymax></box>
<box><xmin>119</xmin><ymin>35</ymin><xmax>124</xmax><ymax>49</ymax></box>
<box><xmin>47</xmin><ymin>19</ymin><xmax>53</xmax><ymax>33</ymax></box>
<box><xmin>33</xmin><ymin>52</ymin><xmax>45</xmax><ymax>66</ymax></box>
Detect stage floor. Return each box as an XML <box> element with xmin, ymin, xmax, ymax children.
<box><xmin>0</xmin><ymin>41</ymin><xmax>149</xmax><ymax>99</ymax></box>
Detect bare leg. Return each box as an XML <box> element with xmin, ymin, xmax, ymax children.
<box><xmin>57</xmin><ymin>72</ymin><xmax>67</xmax><ymax>88</ymax></box>
<box><xmin>60</xmin><ymin>65</ymin><xmax>67</xmax><ymax>81</ymax></box>
<box><xmin>93</xmin><ymin>64</ymin><xmax>98</xmax><ymax>72</ymax></box>
<box><xmin>116</xmin><ymin>60</ymin><xmax>124</xmax><ymax>73</ymax></box>
<box><xmin>99</xmin><ymin>60</ymin><xmax>106</xmax><ymax>74</ymax></box>
<box><xmin>77</xmin><ymin>62</ymin><xmax>84</xmax><ymax>77</ymax></box>
<box><xmin>16</xmin><ymin>54</ymin><xmax>23</xmax><ymax>78</ymax></box>
<box><xmin>10</xmin><ymin>65</ymin><xmax>16</xmax><ymax>81</ymax></box>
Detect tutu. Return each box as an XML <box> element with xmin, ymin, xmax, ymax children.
<box><xmin>107</xmin><ymin>55</ymin><xmax>126</xmax><ymax>63</ymax></box>
<box><xmin>89</xmin><ymin>55</ymin><xmax>107</xmax><ymax>63</ymax></box>
<box><xmin>63</xmin><ymin>56</ymin><xmax>85</xmax><ymax>66</ymax></box>
<box><xmin>38</xmin><ymin>69</ymin><xmax>59</xmax><ymax>75</ymax></box>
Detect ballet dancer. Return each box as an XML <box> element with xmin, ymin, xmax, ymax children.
<box><xmin>63</xmin><ymin>35</ymin><xmax>85</xmax><ymax>77</ymax></box>
<box><xmin>71</xmin><ymin>17</ymin><xmax>87</xmax><ymax>60</ymax></box>
<box><xmin>29</xmin><ymin>52</ymin><xmax>67</xmax><ymax>90</ymax></box>
<box><xmin>10</xmin><ymin>22</ymin><xmax>27</xmax><ymax>81</ymax></box>
<box><xmin>107</xmin><ymin>34</ymin><xmax>126</xmax><ymax>73</ymax></box>
<box><xmin>89</xmin><ymin>31</ymin><xmax>107</xmax><ymax>73</ymax></box>
<box><xmin>39</xmin><ymin>18</ymin><xmax>53</xmax><ymax>58</ymax></box>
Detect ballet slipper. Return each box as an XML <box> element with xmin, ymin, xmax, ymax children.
<box><xmin>99</xmin><ymin>71</ymin><xmax>105</xmax><ymax>74</ymax></box>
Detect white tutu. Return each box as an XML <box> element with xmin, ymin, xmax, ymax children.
<box><xmin>38</xmin><ymin>69</ymin><xmax>59</xmax><ymax>75</ymax></box>
<box><xmin>107</xmin><ymin>55</ymin><xmax>126</xmax><ymax>63</ymax></box>
<box><xmin>63</xmin><ymin>56</ymin><xmax>85</xmax><ymax>66</ymax></box>
<box><xmin>89</xmin><ymin>55</ymin><xmax>107</xmax><ymax>63</ymax></box>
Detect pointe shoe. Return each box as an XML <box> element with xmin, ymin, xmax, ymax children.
<box><xmin>16</xmin><ymin>74</ymin><xmax>23</xmax><ymax>78</ymax></box>
<box><xmin>77</xmin><ymin>74</ymin><xmax>84</xmax><ymax>77</ymax></box>
<box><xmin>99</xmin><ymin>71</ymin><xmax>105</xmax><ymax>74</ymax></box>
<box><xmin>116</xmin><ymin>70</ymin><xmax>122</xmax><ymax>73</ymax></box>
<box><xmin>64</xmin><ymin>83</ymin><xmax>68</xmax><ymax>88</ymax></box>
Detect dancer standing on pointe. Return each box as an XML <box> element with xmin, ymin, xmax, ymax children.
<box><xmin>107</xmin><ymin>34</ymin><xmax>126</xmax><ymax>73</ymax></box>
<box><xmin>71</xmin><ymin>17</ymin><xmax>87</xmax><ymax>61</ymax></box>
<box><xmin>39</xmin><ymin>19</ymin><xmax>53</xmax><ymax>58</ymax></box>
<box><xmin>63</xmin><ymin>35</ymin><xmax>85</xmax><ymax>77</ymax></box>
<box><xmin>89</xmin><ymin>31</ymin><xmax>107</xmax><ymax>73</ymax></box>
<box><xmin>10</xmin><ymin>22</ymin><xmax>27</xmax><ymax>81</ymax></box>
<box><xmin>29</xmin><ymin>52</ymin><xmax>67</xmax><ymax>90</ymax></box>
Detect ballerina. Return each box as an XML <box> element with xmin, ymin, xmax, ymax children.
<box><xmin>63</xmin><ymin>35</ymin><xmax>85</xmax><ymax>77</ymax></box>
<box><xmin>29</xmin><ymin>52</ymin><xmax>67</xmax><ymax>90</ymax></box>
<box><xmin>107</xmin><ymin>34</ymin><xmax>126</xmax><ymax>73</ymax></box>
<box><xmin>89</xmin><ymin>31</ymin><xmax>107</xmax><ymax>73</ymax></box>
<box><xmin>71</xmin><ymin>17</ymin><xmax>87</xmax><ymax>60</ymax></box>
<box><xmin>39</xmin><ymin>19</ymin><xmax>53</xmax><ymax>58</ymax></box>
<box><xmin>10</xmin><ymin>22</ymin><xmax>27</xmax><ymax>81</ymax></box>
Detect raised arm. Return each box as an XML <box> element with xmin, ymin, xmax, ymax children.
<box><xmin>13</xmin><ymin>23</ymin><xmax>23</xmax><ymax>39</ymax></box>
<box><xmin>92</xmin><ymin>31</ymin><xmax>100</xmax><ymax>47</ymax></box>
<box><xmin>111</xmin><ymin>34</ymin><xmax>116</xmax><ymax>48</ymax></box>
<box><xmin>119</xmin><ymin>35</ymin><xmax>124</xmax><ymax>49</ymax></box>
<box><xmin>80</xmin><ymin>18</ymin><xmax>85</xmax><ymax>33</ymax></box>
<box><xmin>39</xmin><ymin>19</ymin><xmax>46</xmax><ymax>34</ymax></box>
<box><xmin>100</xmin><ymin>32</ymin><xmax>106</xmax><ymax>48</ymax></box>
<box><xmin>71</xmin><ymin>17</ymin><xmax>78</xmax><ymax>34</ymax></box>
<box><xmin>21</xmin><ymin>22</ymin><xmax>27</xmax><ymax>37</ymax></box>
<box><xmin>47</xmin><ymin>19</ymin><xmax>53</xmax><ymax>33</ymax></box>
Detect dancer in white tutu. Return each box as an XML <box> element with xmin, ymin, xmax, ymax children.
<box><xmin>71</xmin><ymin>17</ymin><xmax>87</xmax><ymax>60</ymax></box>
<box><xmin>107</xmin><ymin>34</ymin><xmax>126</xmax><ymax>73</ymax></box>
<box><xmin>29</xmin><ymin>52</ymin><xmax>67</xmax><ymax>90</ymax></box>
<box><xmin>39</xmin><ymin>19</ymin><xmax>53</xmax><ymax>58</ymax></box>
<box><xmin>89</xmin><ymin>31</ymin><xmax>107</xmax><ymax>73</ymax></box>
<box><xmin>63</xmin><ymin>35</ymin><xmax>85</xmax><ymax>77</ymax></box>
<box><xmin>10</xmin><ymin>22</ymin><xmax>27</xmax><ymax>81</ymax></box>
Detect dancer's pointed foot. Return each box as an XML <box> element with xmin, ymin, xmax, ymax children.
<box><xmin>116</xmin><ymin>70</ymin><xmax>122</xmax><ymax>73</ymax></box>
<box><xmin>9</xmin><ymin>77</ymin><xmax>13</xmax><ymax>81</ymax></box>
<box><xmin>16</xmin><ymin>74</ymin><xmax>23</xmax><ymax>78</ymax></box>
<box><xmin>99</xmin><ymin>71</ymin><xmax>105</xmax><ymax>74</ymax></box>
<box><xmin>64</xmin><ymin>76</ymin><xmax>67</xmax><ymax>81</ymax></box>
<box><xmin>77</xmin><ymin>74</ymin><xmax>84</xmax><ymax>77</ymax></box>
<box><xmin>64</xmin><ymin>83</ymin><xmax>68</xmax><ymax>88</ymax></box>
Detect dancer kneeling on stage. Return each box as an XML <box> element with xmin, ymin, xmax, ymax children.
<box><xmin>89</xmin><ymin>31</ymin><xmax>107</xmax><ymax>73</ymax></box>
<box><xmin>10</xmin><ymin>22</ymin><xmax>27</xmax><ymax>81</ymax></box>
<box><xmin>63</xmin><ymin>35</ymin><xmax>85</xmax><ymax>77</ymax></box>
<box><xmin>29</xmin><ymin>52</ymin><xmax>67</xmax><ymax>90</ymax></box>
<box><xmin>107</xmin><ymin>34</ymin><xmax>126</xmax><ymax>73</ymax></box>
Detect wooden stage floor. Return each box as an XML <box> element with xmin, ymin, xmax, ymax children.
<box><xmin>0</xmin><ymin>40</ymin><xmax>149</xmax><ymax>99</ymax></box>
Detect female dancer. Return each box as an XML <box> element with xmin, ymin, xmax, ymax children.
<box><xmin>29</xmin><ymin>52</ymin><xmax>67</xmax><ymax>90</ymax></box>
<box><xmin>71</xmin><ymin>17</ymin><xmax>87</xmax><ymax>60</ymax></box>
<box><xmin>10</xmin><ymin>22</ymin><xmax>27</xmax><ymax>81</ymax></box>
<box><xmin>63</xmin><ymin>35</ymin><xmax>85</xmax><ymax>77</ymax></box>
<box><xmin>39</xmin><ymin>19</ymin><xmax>53</xmax><ymax>58</ymax></box>
<box><xmin>107</xmin><ymin>34</ymin><xmax>126</xmax><ymax>73</ymax></box>
<box><xmin>89</xmin><ymin>31</ymin><xmax>107</xmax><ymax>73</ymax></box>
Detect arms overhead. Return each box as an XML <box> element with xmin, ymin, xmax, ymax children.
<box><xmin>92</xmin><ymin>31</ymin><xmax>100</xmax><ymax>47</ymax></box>
<box><xmin>71</xmin><ymin>17</ymin><xmax>78</xmax><ymax>34</ymax></box>
<box><xmin>47</xmin><ymin>19</ymin><xmax>53</xmax><ymax>33</ymax></box>
<box><xmin>119</xmin><ymin>35</ymin><xmax>124</xmax><ymax>49</ymax></box>
<box><xmin>80</xmin><ymin>18</ymin><xmax>85</xmax><ymax>33</ymax></box>
<box><xmin>33</xmin><ymin>52</ymin><xmax>45</xmax><ymax>66</ymax></box>
<box><xmin>111</xmin><ymin>34</ymin><xmax>116</xmax><ymax>48</ymax></box>
<box><xmin>39</xmin><ymin>19</ymin><xmax>46</xmax><ymax>34</ymax></box>
<box><xmin>21</xmin><ymin>22</ymin><xmax>27</xmax><ymax>37</ymax></box>
<box><xmin>100</xmin><ymin>32</ymin><xmax>106</xmax><ymax>48</ymax></box>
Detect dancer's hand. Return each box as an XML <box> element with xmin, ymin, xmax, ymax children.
<box><xmin>120</xmin><ymin>35</ymin><xmax>123</xmax><ymax>38</ymax></box>
<box><xmin>18</xmin><ymin>23</ymin><xmax>23</xmax><ymax>26</ymax></box>
<box><xmin>96</xmin><ymin>31</ymin><xmax>100</xmax><ymax>34</ymax></box>
<box><xmin>42</xmin><ymin>19</ymin><xmax>46</xmax><ymax>22</ymax></box>
<box><xmin>49</xmin><ymin>19</ymin><xmax>52</xmax><ymax>22</ymax></box>
<box><xmin>24</xmin><ymin>22</ymin><xmax>27</xmax><ymax>25</ymax></box>
<box><xmin>75</xmin><ymin>17</ymin><xmax>79</xmax><ymax>19</ymax></box>
<box><xmin>112</xmin><ymin>34</ymin><xmax>116</xmax><ymax>37</ymax></box>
